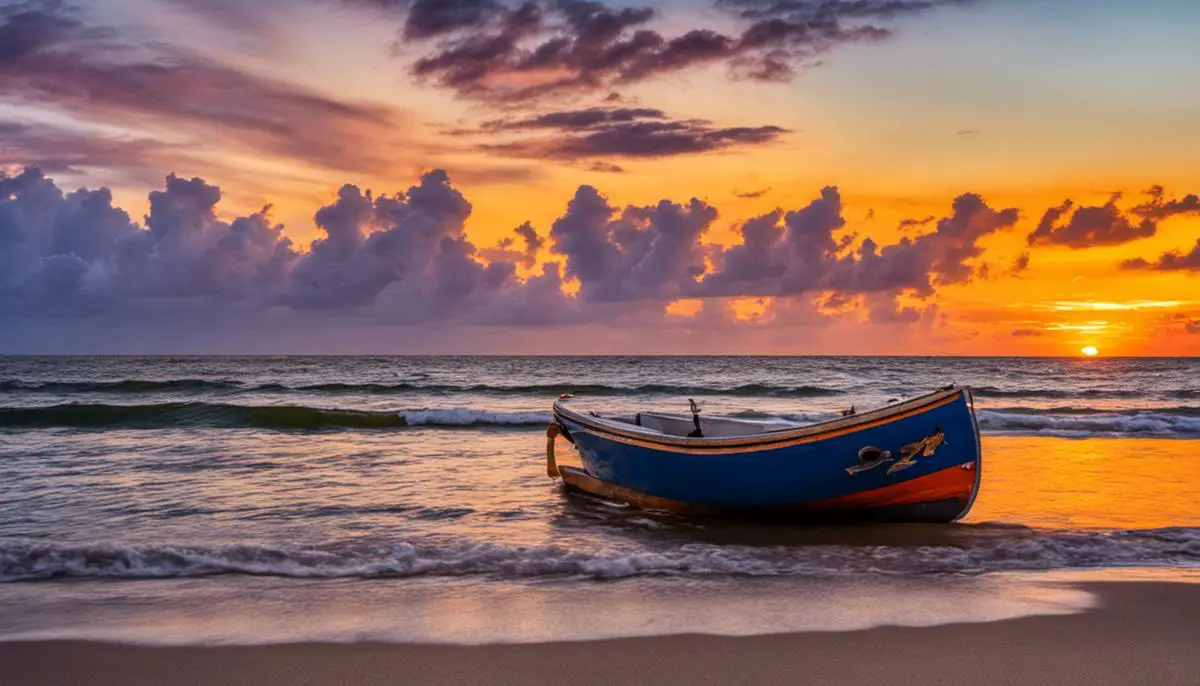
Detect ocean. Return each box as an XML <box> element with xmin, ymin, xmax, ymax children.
<box><xmin>1</xmin><ymin>356</ymin><xmax>1197</xmax><ymax>644</ymax></box>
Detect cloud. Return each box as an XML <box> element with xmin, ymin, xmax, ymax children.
<box><xmin>0</xmin><ymin>119</ymin><xmax>191</xmax><ymax>185</ymax></box>
<box><xmin>1188</xmin><ymin>320</ymin><xmax>1200</xmax><ymax>335</ymax></box>
<box><xmin>701</xmin><ymin>190</ymin><xmax>1018</xmax><ymax>300</ymax></box>
<box><xmin>1129</xmin><ymin>185</ymin><xmax>1200</xmax><ymax>220</ymax></box>
<box><xmin>1121</xmin><ymin>239</ymin><xmax>1200</xmax><ymax>273</ymax></box>
<box><xmin>0</xmin><ymin>163</ymin><xmax>1053</xmax><ymax>346</ymax></box>
<box><xmin>1009</xmin><ymin>251</ymin><xmax>1030</xmax><ymax>275</ymax></box>
<box><xmin>404</xmin><ymin>0</ymin><xmax>507</xmax><ymax>39</ymax></box>
<box><xmin>467</xmin><ymin>106</ymin><xmax>787</xmax><ymax>160</ymax></box>
<box><xmin>404</xmin><ymin>0</ymin><xmax>966</xmax><ymax>103</ymax></box>
<box><xmin>1011</xmin><ymin>327</ymin><xmax>1043</xmax><ymax>337</ymax></box>
<box><xmin>0</xmin><ymin>164</ymin><xmax>577</xmax><ymax>326</ymax></box>
<box><xmin>0</xmin><ymin>1</ymin><xmax>411</xmax><ymax>175</ymax></box>
<box><xmin>1027</xmin><ymin>196</ymin><xmax>1156</xmax><ymax>248</ymax></box>
<box><xmin>735</xmin><ymin>187</ymin><xmax>771</xmax><ymax>199</ymax></box>
<box><xmin>587</xmin><ymin>161</ymin><xmax>625</xmax><ymax>173</ymax></box>
<box><xmin>898</xmin><ymin>215</ymin><xmax>935</xmax><ymax>230</ymax></box>
<box><xmin>0</xmin><ymin>166</ymin><xmax>298</xmax><ymax>313</ymax></box>
<box><xmin>157</xmin><ymin>0</ymin><xmax>286</xmax><ymax>42</ymax></box>
<box><xmin>549</xmin><ymin>185</ymin><xmax>717</xmax><ymax>302</ymax></box>
<box><xmin>484</xmin><ymin>107</ymin><xmax>669</xmax><ymax>130</ymax></box>
<box><xmin>480</xmin><ymin>221</ymin><xmax>544</xmax><ymax>268</ymax></box>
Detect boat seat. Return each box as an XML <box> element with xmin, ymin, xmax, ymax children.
<box><xmin>631</xmin><ymin>411</ymin><xmax>806</xmax><ymax>439</ymax></box>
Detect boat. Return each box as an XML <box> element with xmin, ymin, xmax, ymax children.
<box><xmin>545</xmin><ymin>386</ymin><xmax>982</xmax><ymax>523</ymax></box>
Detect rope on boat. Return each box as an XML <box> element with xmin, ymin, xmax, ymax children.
<box><xmin>545</xmin><ymin>421</ymin><xmax>563</xmax><ymax>479</ymax></box>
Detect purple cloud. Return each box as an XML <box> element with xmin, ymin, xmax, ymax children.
<box><xmin>470</xmin><ymin>106</ymin><xmax>788</xmax><ymax>159</ymax></box>
<box><xmin>0</xmin><ymin>2</ymin><xmax>410</xmax><ymax>175</ymax></box>
<box><xmin>1121</xmin><ymin>239</ymin><xmax>1200</xmax><ymax>273</ymax></box>
<box><xmin>404</xmin><ymin>0</ymin><xmax>966</xmax><ymax>103</ymax></box>
<box><xmin>1027</xmin><ymin>196</ymin><xmax>1156</xmax><ymax>248</ymax></box>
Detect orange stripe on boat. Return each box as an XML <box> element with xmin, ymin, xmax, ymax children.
<box><xmin>791</xmin><ymin>464</ymin><xmax>977</xmax><ymax>511</ymax></box>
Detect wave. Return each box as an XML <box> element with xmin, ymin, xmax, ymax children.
<box><xmin>3</xmin><ymin>527</ymin><xmax>1197</xmax><ymax>582</ymax></box>
<box><xmin>1</xmin><ymin>379</ymin><xmax>844</xmax><ymax>397</ymax></box>
<box><xmin>984</xmin><ymin>405</ymin><xmax>1200</xmax><ymax>417</ymax></box>
<box><xmin>971</xmin><ymin>386</ymin><xmax>1185</xmax><ymax>400</ymax></box>
<box><xmin>976</xmin><ymin>409</ymin><xmax>1200</xmax><ymax>437</ymax></box>
<box><xmin>1</xmin><ymin>402</ymin><xmax>1197</xmax><ymax>436</ymax></box>
<box><xmin>0</xmin><ymin>379</ymin><xmax>242</xmax><ymax>393</ymax></box>
<box><xmin>0</xmin><ymin>402</ymin><xmax>550</xmax><ymax>430</ymax></box>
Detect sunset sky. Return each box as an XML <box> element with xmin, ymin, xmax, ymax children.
<box><xmin>1</xmin><ymin>0</ymin><xmax>1197</xmax><ymax>354</ymax></box>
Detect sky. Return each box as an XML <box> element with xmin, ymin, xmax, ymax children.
<box><xmin>0</xmin><ymin>0</ymin><xmax>1197</xmax><ymax>355</ymax></box>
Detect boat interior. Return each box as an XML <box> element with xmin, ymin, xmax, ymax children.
<box><xmin>555</xmin><ymin>387</ymin><xmax>963</xmax><ymax>441</ymax></box>
<box><xmin>598</xmin><ymin>411</ymin><xmax>806</xmax><ymax>439</ymax></box>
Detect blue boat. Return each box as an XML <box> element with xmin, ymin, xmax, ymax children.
<box><xmin>546</xmin><ymin>386</ymin><xmax>982</xmax><ymax>523</ymax></box>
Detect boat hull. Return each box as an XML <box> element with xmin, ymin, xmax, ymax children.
<box><xmin>553</xmin><ymin>388</ymin><xmax>982</xmax><ymax>523</ymax></box>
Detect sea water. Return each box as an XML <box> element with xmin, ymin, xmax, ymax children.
<box><xmin>0</xmin><ymin>356</ymin><xmax>1196</xmax><ymax>643</ymax></box>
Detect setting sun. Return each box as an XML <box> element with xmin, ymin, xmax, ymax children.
<box><xmin>1082</xmin><ymin>346</ymin><xmax>1100</xmax><ymax>357</ymax></box>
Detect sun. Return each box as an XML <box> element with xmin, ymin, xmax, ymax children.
<box><xmin>1081</xmin><ymin>345</ymin><xmax>1099</xmax><ymax>357</ymax></box>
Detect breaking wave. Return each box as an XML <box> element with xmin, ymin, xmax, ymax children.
<box><xmin>1</xmin><ymin>402</ymin><xmax>1197</xmax><ymax>436</ymax></box>
<box><xmin>975</xmin><ymin>409</ymin><xmax>1200</xmax><ymax>437</ymax></box>
<box><xmin>0</xmin><ymin>402</ymin><xmax>549</xmax><ymax>430</ymax></box>
<box><xmin>0</xmin><ymin>379</ymin><xmax>243</xmax><ymax>393</ymax></box>
<box><xmin>3</xmin><ymin>527</ymin><xmax>1197</xmax><ymax>582</ymax></box>
<box><xmin>1</xmin><ymin>379</ymin><xmax>844</xmax><ymax>397</ymax></box>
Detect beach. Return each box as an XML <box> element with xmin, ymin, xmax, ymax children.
<box><xmin>5</xmin><ymin>580</ymin><xmax>1198</xmax><ymax>686</ymax></box>
<box><xmin>1</xmin><ymin>356</ymin><xmax>1196</xmax><ymax>683</ymax></box>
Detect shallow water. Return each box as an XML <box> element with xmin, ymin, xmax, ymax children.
<box><xmin>0</xmin><ymin>356</ymin><xmax>1196</xmax><ymax>643</ymax></box>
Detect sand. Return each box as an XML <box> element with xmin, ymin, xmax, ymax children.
<box><xmin>2</xmin><ymin>581</ymin><xmax>1196</xmax><ymax>686</ymax></box>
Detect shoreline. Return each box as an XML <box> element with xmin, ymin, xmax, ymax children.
<box><xmin>4</xmin><ymin>580</ymin><xmax>1198</xmax><ymax>686</ymax></box>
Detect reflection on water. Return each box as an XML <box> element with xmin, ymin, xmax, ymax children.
<box><xmin>968</xmin><ymin>437</ymin><xmax>1200</xmax><ymax>530</ymax></box>
<box><xmin>0</xmin><ymin>573</ymin><xmax>1100</xmax><ymax>645</ymax></box>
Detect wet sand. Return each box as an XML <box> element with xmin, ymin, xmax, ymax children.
<box><xmin>3</xmin><ymin>581</ymin><xmax>1196</xmax><ymax>686</ymax></box>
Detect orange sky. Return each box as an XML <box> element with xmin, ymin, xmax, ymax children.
<box><xmin>1</xmin><ymin>0</ymin><xmax>1197</xmax><ymax>354</ymax></box>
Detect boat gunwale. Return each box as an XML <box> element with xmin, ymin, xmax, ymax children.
<box><xmin>553</xmin><ymin>386</ymin><xmax>968</xmax><ymax>450</ymax></box>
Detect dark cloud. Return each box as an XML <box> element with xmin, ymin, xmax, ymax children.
<box><xmin>0</xmin><ymin>1</ymin><xmax>410</xmax><ymax>175</ymax></box>
<box><xmin>1121</xmin><ymin>239</ymin><xmax>1200</xmax><ymax>273</ymax></box>
<box><xmin>1027</xmin><ymin>196</ymin><xmax>1156</xmax><ymax>248</ymax></box>
<box><xmin>1011</xmin><ymin>328</ymin><xmax>1043</xmax><ymax>337</ymax></box>
<box><xmin>716</xmin><ymin>1</ymin><xmax>957</xmax><ymax>20</ymax></box>
<box><xmin>735</xmin><ymin>188</ymin><xmax>771</xmax><ymax>199</ymax></box>
<box><xmin>1130</xmin><ymin>185</ymin><xmax>1200</xmax><ymax>220</ymax></box>
<box><xmin>587</xmin><ymin>161</ymin><xmax>625</xmax><ymax>173</ymax></box>
<box><xmin>405</xmin><ymin>0</ymin><xmax>506</xmax><ymax>39</ymax></box>
<box><xmin>475</xmin><ymin>107</ymin><xmax>787</xmax><ymax>159</ymax></box>
<box><xmin>484</xmin><ymin>107</ymin><xmax>668</xmax><ymax>130</ymax></box>
<box><xmin>405</xmin><ymin>0</ymin><xmax>964</xmax><ymax>103</ymax></box>
<box><xmin>1009</xmin><ymin>251</ymin><xmax>1030</xmax><ymax>275</ymax></box>
<box><xmin>489</xmin><ymin>121</ymin><xmax>787</xmax><ymax>159</ymax></box>
<box><xmin>1188</xmin><ymin>320</ymin><xmax>1200</xmax><ymax>335</ymax></box>
<box><xmin>898</xmin><ymin>215</ymin><xmax>935</xmax><ymax>230</ymax></box>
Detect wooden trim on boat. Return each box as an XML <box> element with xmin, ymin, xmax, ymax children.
<box><xmin>559</xmin><ymin>466</ymin><xmax>720</xmax><ymax>515</ymax></box>
<box><xmin>956</xmin><ymin>388</ymin><xmax>984</xmax><ymax>522</ymax></box>
<box><xmin>555</xmin><ymin>388</ymin><xmax>966</xmax><ymax>455</ymax></box>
